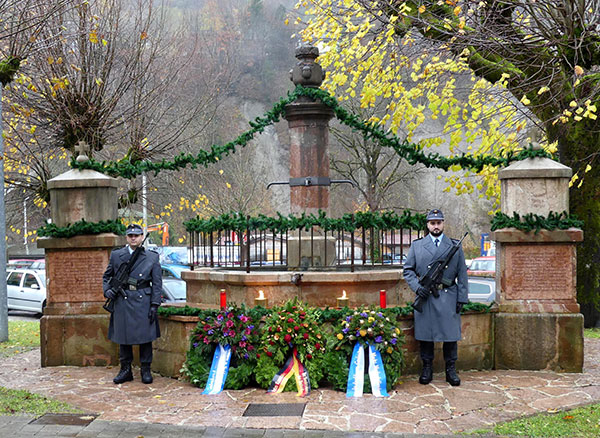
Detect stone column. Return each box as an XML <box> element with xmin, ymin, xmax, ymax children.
<box><xmin>490</xmin><ymin>148</ymin><xmax>583</xmax><ymax>372</ymax></box>
<box><xmin>37</xmin><ymin>145</ymin><xmax>123</xmax><ymax>366</ymax></box>
<box><xmin>285</xmin><ymin>45</ymin><xmax>335</xmax><ymax>267</ymax></box>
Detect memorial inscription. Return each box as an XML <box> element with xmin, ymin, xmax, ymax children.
<box><xmin>504</xmin><ymin>245</ymin><xmax>574</xmax><ymax>300</ymax></box>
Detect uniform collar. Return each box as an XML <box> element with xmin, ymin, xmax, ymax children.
<box><xmin>429</xmin><ymin>233</ymin><xmax>444</xmax><ymax>245</ymax></box>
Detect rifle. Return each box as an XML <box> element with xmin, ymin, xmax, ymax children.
<box><xmin>103</xmin><ymin>234</ymin><xmax>149</xmax><ymax>313</ymax></box>
<box><xmin>413</xmin><ymin>232</ymin><xmax>468</xmax><ymax>313</ymax></box>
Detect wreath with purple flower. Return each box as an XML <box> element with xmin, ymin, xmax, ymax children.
<box><xmin>183</xmin><ymin>304</ymin><xmax>259</xmax><ymax>390</ymax></box>
<box><xmin>324</xmin><ymin>306</ymin><xmax>405</xmax><ymax>392</ymax></box>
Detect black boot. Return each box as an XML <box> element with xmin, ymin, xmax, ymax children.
<box><xmin>113</xmin><ymin>362</ymin><xmax>133</xmax><ymax>384</ymax></box>
<box><xmin>419</xmin><ymin>360</ymin><xmax>433</xmax><ymax>385</ymax></box>
<box><xmin>141</xmin><ymin>364</ymin><xmax>153</xmax><ymax>384</ymax></box>
<box><xmin>445</xmin><ymin>361</ymin><xmax>461</xmax><ymax>386</ymax></box>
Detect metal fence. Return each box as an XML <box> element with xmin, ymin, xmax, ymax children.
<box><xmin>188</xmin><ymin>226</ymin><xmax>424</xmax><ymax>272</ymax></box>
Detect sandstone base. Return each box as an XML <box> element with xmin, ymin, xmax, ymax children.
<box><xmin>401</xmin><ymin>311</ymin><xmax>495</xmax><ymax>374</ymax></box>
<box><xmin>152</xmin><ymin>314</ymin><xmax>200</xmax><ymax>377</ymax></box>
<box><xmin>494</xmin><ymin>312</ymin><xmax>583</xmax><ymax>372</ymax></box>
<box><xmin>183</xmin><ymin>269</ymin><xmax>410</xmax><ymax>309</ymax></box>
<box><xmin>41</xmin><ymin>314</ymin><xmax>118</xmax><ymax>367</ymax></box>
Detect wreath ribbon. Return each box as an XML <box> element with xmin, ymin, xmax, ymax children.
<box><xmin>267</xmin><ymin>347</ymin><xmax>311</xmax><ymax>397</ymax></box>
<box><xmin>346</xmin><ymin>343</ymin><xmax>389</xmax><ymax>397</ymax></box>
<box><xmin>202</xmin><ymin>343</ymin><xmax>232</xmax><ymax>395</ymax></box>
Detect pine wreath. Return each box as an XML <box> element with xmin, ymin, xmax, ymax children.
<box><xmin>325</xmin><ymin>306</ymin><xmax>405</xmax><ymax>392</ymax></box>
<box><xmin>255</xmin><ymin>298</ymin><xmax>326</xmax><ymax>391</ymax></box>
<box><xmin>183</xmin><ymin>304</ymin><xmax>259</xmax><ymax>390</ymax></box>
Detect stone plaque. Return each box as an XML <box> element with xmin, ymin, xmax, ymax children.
<box><xmin>503</xmin><ymin>245</ymin><xmax>574</xmax><ymax>300</ymax></box>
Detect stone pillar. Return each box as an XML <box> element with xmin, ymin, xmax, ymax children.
<box><xmin>285</xmin><ymin>44</ymin><xmax>335</xmax><ymax>267</ymax></box>
<box><xmin>490</xmin><ymin>149</ymin><xmax>583</xmax><ymax>372</ymax></box>
<box><xmin>37</xmin><ymin>148</ymin><xmax>123</xmax><ymax>367</ymax></box>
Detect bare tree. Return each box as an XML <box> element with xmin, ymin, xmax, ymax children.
<box><xmin>330</xmin><ymin>99</ymin><xmax>423</xmax><ymax>212</ymax></box>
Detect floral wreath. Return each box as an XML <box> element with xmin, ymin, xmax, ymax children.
<box><xmin>255</xmin><ymin>298</ymin><xmax>326</xmax><ymax>391</ymax></box>
<box><xmin>324</xmin><ymin>306</ymin><xmax>405</xmax><ymax>392</ymax></box>
<box><xmin>183</xmin><ymin>304</ymin><xmax>259</xmax><ymax>390</ymax></box>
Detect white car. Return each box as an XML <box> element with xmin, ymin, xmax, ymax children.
<box><xmin>6</xmin><ymin>269</ymin><xmax>47</xmax><ymax>314</ymax></box>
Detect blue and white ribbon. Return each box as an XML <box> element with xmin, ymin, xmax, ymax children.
<box><xmin>202</xmin><ymin>344</ymin><xmax>232</xmax><ymax>395</ymax></box>
<box><xmin>346</xmin><ymin>342</ymin><xmax>365</xmax><ymax>397</ymax></box>
<box><xmin>368</xmin><ymin>343</ymin><xmax>388</xmax><ymax>397</ymax></box>
<box><xmin>346</xmin><ymin>343</ymin><xmax>389</xmax><ymax>398</ymax></box>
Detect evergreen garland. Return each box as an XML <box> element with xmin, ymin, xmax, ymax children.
<box><xmin>70</xmin><ymin>85</ymin><xmax>554</xmax><ymax>179</ymax></box>
<box><xmin>37</xmin><ymin>219</ymin><xmax>126</xmax><ymax>238</ymax></box>
<box><xmin>490</xmin><ymin>211</ymin><xmax>584</xmax><ymax>233</ymax></box>
<box><xmin>184</xmin><ymin>209</ymin><xmax>427</xmax><ymax>234</ymax></box>
<box><xmin>158</xmin><ymin>302</ymin><xmax>493</xmax><ymax>319</ymax></box>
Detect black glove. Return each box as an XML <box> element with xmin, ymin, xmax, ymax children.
<box><xmin>148</xmin><ymin>305</ymin><xmax>158</xmax><ymax>323</ymax></box>
<box><xmin>456</xmin><ymin>302</ymin><xmax>465</xmax><ymax>314</ymax></box>
<box><xmin>104</xmin><ymin>288</ymin><xmax>116</xmax><ymax>300</ymax></box>
<box><xmin>416</xmin><ymin>286</ymin><xmax>429</xmax><ymax>300</ymax></box>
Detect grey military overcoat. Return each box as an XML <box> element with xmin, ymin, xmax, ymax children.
<box><xmin>102</xmin><ymin>246</ymin><xmax>162</xmax><ymax>345</ymax></box>
<box><xmin>403</xmin><ymin>235</ymin><xmax>468</xmax><ymax>342</ymax></box>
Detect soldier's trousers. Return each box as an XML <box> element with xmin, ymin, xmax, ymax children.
<box><xmin>419</xmin><ymin>341</ymin><xmax>457</xmax><ymax>363</ymax></box>
<box><xmin>119</xmin><ymin>342</ymin><xmax>153</xmax><ymax>365</ymax></box>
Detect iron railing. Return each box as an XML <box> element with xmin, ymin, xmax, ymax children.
<box><xmin>188</xmin><ymin>226</ymin><xmax>423</xmax><ymax>273</ymax></box>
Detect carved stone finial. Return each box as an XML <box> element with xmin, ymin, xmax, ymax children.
<box><xmin>528</xmin><ymin>127</ymin><xmax>544</xmax><ymax>150</ymax></box>
<box><xmin>289</xmin><ymin>43</ymin><xmax>326</xmax><ymax>87</ymax></box>
<box><xmin>74</xmin><ymin>140</ymin><xmax>90</xmax><ymax>163</ymax></box>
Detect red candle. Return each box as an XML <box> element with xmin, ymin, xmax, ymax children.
<box><xmin>220</xmin><ymin>289</ymin><xmax>227</xmax><ymax>309</ymax></box>
<box><xmin>379</xmin><ymin>290</ymin><xmax>387</xmax><ymax>309</ymax></box>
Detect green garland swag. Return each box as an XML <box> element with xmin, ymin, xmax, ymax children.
<box><xmin>490</xmin><ymin>211</ymin><xmax>584</xmax><ymax>233</ymax></box>
<box><xmin>183</xmin><ymin>304</ymin><xmax>259</xmax><ymax>390</ymax></box>
<box><xmin>37</xmin><ymin>219</ymin><xmax>126</xmax><ymax>238</ymax></box>
<box><xmin>158</xmin><ymin>302</ymin><xmax>494</xmax><ymax>319</ymax></box>
<box><xmin>70</xmin><ymin>85</ymin><xmax>554</xmax><ymax>179</ymax></box>
<box><xmin>325</xmin><ymin>306</ymin><xmax>405</xmax><ymax>392</ymax></box>
<box><xmin>184</xmin><ymin>209</ymin><xmax>427</xmax><ymax>234</ymax></box>
<box><xmin>255</xmin><ymin>299</ymin><xmax>327</xmax><ymax>391</ymax></box>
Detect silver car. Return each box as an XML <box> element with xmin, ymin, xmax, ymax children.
<box><xmin>6</xmin><ymin>269</ymin><xmax>47</xmax><ymax>314</ymax></box>
<box><xmin>468</xmin><ymin>277</ymin><xmax>496</xmax><ymax>303</ymax></box>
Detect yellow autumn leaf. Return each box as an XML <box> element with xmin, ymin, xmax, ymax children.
<box><xmin>585</xmin><ymin>164</ymin><xmax>592</xmax><ymax>173</ymax></box>
<box><xmin>453</xmin><ymin>6</ymin><xmax>461</xmax><ymax>15</ymax></box>
<box><xmin>418</xmin><ymin>5</ymin><xmax>426</xmax><ymax>13</ymax></box>
<box><xmin>520</xmin><ymin>95</ymin><xmax>530</xmax><ymax>105</ymax></box>
<box><xmin>140</xmin><ymin>31</ymin><xmax>148</xmax><ymax>40</ymax></box>
<box><xmin>537</xmin><ymin>86</ymin><xmax>549</xmax><ymax>95</ymax></box>
<box><xmin>89</xmin><ymin>30</ymin><xmax>98</xmax><ymax>44</ymax></box>
<box><xmin>574</xmin><ymin>65</ymin><xmax>584</xmax><ymax>76</ymax></box>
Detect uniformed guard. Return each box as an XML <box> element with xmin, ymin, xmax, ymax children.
<box><xmin>102</xmin><ymin>223</ymin><xmax>162</xmax><ymax>384</ymax></box>
<box><xmin>403</xmin><ymin>209</ymin><xmax>468</xmax><ymax>386</ymax></box>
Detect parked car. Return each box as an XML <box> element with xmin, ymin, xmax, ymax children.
<box><xmin>467</xmin><ymin>256</ymin><xmax>496</xmax><ymax>277</ymax></box>
<box><xmin>161</xmin><ymin>264</ymin><xmax>189</xmax><ymax>279</ymax></box>
<box><xmin>468</xmin><ymin>277</ymin><xmax>496</xmax><ymax>303</ymax></box>
<box><xmin>6</xmin><ymin>269</ymin><xmax>47</xmax><ymax>314</ymax></box>
<box><xmin>161</xmin><ymin>278</ymin><xmax>186</xmax><ymax>303</ymax></box>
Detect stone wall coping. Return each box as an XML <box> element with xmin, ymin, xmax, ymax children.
<box><xmin>498</xmin><ymin>157</ymin><xmax>572</xmax><ymax>180</ymax></box>
<box><xmin>490</xmin><ymin>227</ymin><xmax>583</xmax><ymax>243</ymax></box>
<box><xmin>181</xmin><ymin>268</ymin><xmax>403</xmax><ymax>285</ymax></box>
<box><xmin>37</xmin><ymin>233</ymin><xmax>125</xmax><ymax>249</ymax></box>
<box><xmin>48</xmin><ymin>169</ymin><xmax>120</xmax><ymax>189</ymax></box>
<box><xmin>158</xmin><ymin>314</ymin><xmax>200</xmax><ymax>323</ymax></box>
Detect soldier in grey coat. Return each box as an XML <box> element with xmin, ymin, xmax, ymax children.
<box><xmin>103</xmin><ymin>224</ymin><xmax>162</xmax><ymax>384</ymax></box>
<box><xmin>403</xmin><ymin>209</ymin><xmax>468</xmax><ymax>386</ymax></box>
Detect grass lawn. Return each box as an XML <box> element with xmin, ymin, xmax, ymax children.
<box><xmin>0</xmin><ymin>319</ymin><xmax>82</xmax><ymax>416</ymax></box>
<box><xmin>0</xmin><ymin>320</ymin><xmax>40</xmax><ymax>358</ymax></box>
